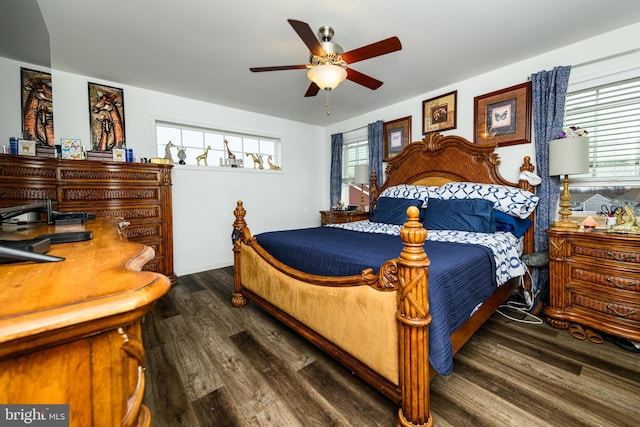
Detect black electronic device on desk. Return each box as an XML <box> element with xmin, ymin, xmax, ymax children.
<box><xmin>0</xmin><ymin>201</ymin><xmax>95</xmax><ymax>226</ymax></box>
<box><xmin>0</xmin><ymin>202</ymin><xmax>94</xmax><ymax>264</ymax></box>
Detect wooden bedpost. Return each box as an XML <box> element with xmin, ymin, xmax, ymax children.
<box><xmin>231</xmin><ymin>200</ymin><xmax>248</xmax><ymax>307</ymax></box>
<box><xmin>396</xmin><ymin>206</ymin><xmax>433</xmax><ymax>427</ymax></box>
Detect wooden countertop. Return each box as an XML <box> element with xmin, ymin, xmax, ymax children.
<box><xmin>0</xmin><ymin>218</ymin><xmax>171</xmax><ymax>359</ymax></box>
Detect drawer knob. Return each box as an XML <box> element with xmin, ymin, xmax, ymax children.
<box><xmin>606</xmin><ymin>305</ymin><xmax>637</xmax><ymax>318</ymax></box>
<box><xmin>605</xmin><ymin>277</ymin><xmax>638</xmax><ymax>289</ymax></box>
<box><xmin>606</xmin><ymin>251</ymin><xmax>636</xmax><ymax>262</ymax></box>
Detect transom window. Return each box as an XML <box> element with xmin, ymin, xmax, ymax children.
<box><xmin>155</xmin><ymin>121</ymin><xmax>279</xmax><ymax>168</ymax></box>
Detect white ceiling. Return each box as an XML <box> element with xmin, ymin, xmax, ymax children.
<box><xmin>15</xmin><ymin>1</ymin><xmax>640</xmax><ymax>125</ymax></box>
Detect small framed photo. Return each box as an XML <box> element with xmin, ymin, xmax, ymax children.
<box><xmin>383</xmin><ymin>116</ymin><xmax>412</xmax><ymax>159</ymax></box>
<box><xmin>60</xmin><ymin>138</ymin><xmax>83</xmax><ymax>160</ymax></box>
<box><xmin>422</xmin><ymin>90</ymin><xmax>457</xmax><ymax>134</ymax></box>
<box><xmin>112</xmin><ymin>148</ymin><xmax>126</xmax><ymax>162</ymax></box>
<box><xmin>17</xmin><ymin>139</ymin><xmax>36</xmax><ymax>156</ymax></box>
<box><xmin>474</xmin><ymin>81</ymin><xmax>531</xmax><ymax>146</ymax></box>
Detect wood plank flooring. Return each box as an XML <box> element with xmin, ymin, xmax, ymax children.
<box><xmin>142</xmin><ymin>267</ymin><xmax>640</xmax><ymax>426</ymax></box>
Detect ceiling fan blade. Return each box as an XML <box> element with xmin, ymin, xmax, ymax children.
<box><xmin>341</xmin><ymin>37</ymin><xmax>402</xmax><ymax>64</ymax></box>
<box><xmin>250</xmin><ymin>65</ymin><xmax>308</xmax><ymax>72</ymax></box>
<box><xmin>346</xmin><ymin>68</ymin><xmax>384</xmax><ymax>90</ymax></box>
<box><xmin>304</xmin><ymin>82</ymin><xmax>320</xmax><ymax>97</ymax></box>
<box><xmin>288</xmin><ymin>19</ymin><xmax>326</xmax><ymax>57</ymax></box>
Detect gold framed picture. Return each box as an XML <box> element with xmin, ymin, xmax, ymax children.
<box><xmin>422</xmin><ymin>90</ymin><xmax>457</xmax><ymax>134</ymax></box>
<box><xmin>383</xmin><ymin>116</ymin><xmax>412</xmax><ymax>159</ymax></box>
<box><xmin>474</xmin><ymin>81</ymin><xmax>531</xmax><ymax>146</ymax></box>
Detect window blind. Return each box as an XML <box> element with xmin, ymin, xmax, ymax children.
<box><xmin>565</xmin><ymin>76</ymin><xmax>640</xmax><ymax>179</ymax></box>
<box><xmin>341</xmin><ymin>127</ymin><xmax>368</xmax><ymax>183</ymax></box>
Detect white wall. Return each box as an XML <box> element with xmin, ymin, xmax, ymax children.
<box><xmin>325</xmin><ymin>22</ymin><xmax>640</xmax><ymax>183</ymax></box>
<box><xmin>0</xmin><ymin>58</ymin><xmax>327</xmax><ymax>275</ymax></box>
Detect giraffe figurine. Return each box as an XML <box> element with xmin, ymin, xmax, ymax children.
<box><xmin>164</xmin><ymin>141</ymin><xmax>176</xmax><ymax>163</ymax></box>
<box><xmin>196</xmin><ymin>146</ymin><xmax>211</xmax><ymax>166</ymax></box>
<box><xmin>245</xmin><ymin>153</ymin><xmax>264</xmax><ymax>169</ymax></box>
<box><xmin>224</xmin><ymin>139</ymin><xmax>236</xmax><ymax>160</ymax></box>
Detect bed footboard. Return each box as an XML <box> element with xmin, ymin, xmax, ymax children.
<box><xmin>232</xmin><ymin>200</ymin><xmax>434</xmax><ymax>427</ymax></box>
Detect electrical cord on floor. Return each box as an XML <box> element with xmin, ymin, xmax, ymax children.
<box><xmin>496</xmin><ymin>272</ymin><xmax>543</xmax><ymax>325</ymax></box>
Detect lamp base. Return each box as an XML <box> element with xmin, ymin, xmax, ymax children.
<box><xmin>551</xmin><ymin>219</ymin><xmax>581</xmax><ymax>230</ymax></box>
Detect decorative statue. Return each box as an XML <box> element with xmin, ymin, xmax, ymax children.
<box><xmin>224</xmin><ymin>139</ymin><xmax>236</xmax><ymax>160</ymax></box>
<box><xmin>196</xmin><ymin>146</ymin><xmax>211</xmax><ymax>166</ymax></box>
<box><xmin>267</xmin><ymin>155</ymin><xmax>281</xmax><ymax>170</ymax></box>
<box><xmin>245</xmin><ymin>153</ymin><xmax>264</xmax><ymax>169</ymax></box>
<box><xmin>609</xmin><ymin>205</ymin><xmax>639</xmax><ymax>234</ymax></box>
<box><xmin>164</xmin><ymin>141</ymin><xmax>176</xmax><ymax>163</ymax></box>
<box><xmin>177</xmin><ymin>146</ymin><xmax>187</xmax><ymax>165</ymax></box>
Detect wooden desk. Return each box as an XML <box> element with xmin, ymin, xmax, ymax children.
<box><xmin>0</xmin><ymin>219</ymin><xmax>171</xmax><ymax>427</ymax></box>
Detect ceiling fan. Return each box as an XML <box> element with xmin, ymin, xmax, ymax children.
<box><xmin>250</xmin><ymin>19</ymin><xmax>402</xmax><ymax>97</ymax></box>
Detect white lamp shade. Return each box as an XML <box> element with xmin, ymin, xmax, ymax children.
<box><xmin>548</xmin><ymin>137</ymin><xmax>590</xmax><ymax>176</ymax></box>
<box><xmin>307</xmin><ymin>64</ymin><xmax>347</xmax><ymax>91</ymax></box>
<box><xmin>354</xmin><ymin>164</ymin><xmax>369</xmax><ymax>184</ymax></box>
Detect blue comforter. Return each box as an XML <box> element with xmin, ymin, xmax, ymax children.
<box><xmin>255</xmin><ymin>226</ymin><xmax>497</xmax><ymax>375</ymax></box>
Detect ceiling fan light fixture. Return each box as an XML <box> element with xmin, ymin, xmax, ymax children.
<box><xmin>307</xmin><ymin>64</ymin><xmax>347</xmax><ymax>91</ymax></box>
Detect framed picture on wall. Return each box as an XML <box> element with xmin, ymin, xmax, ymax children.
<box><xmin>88</xmin><ymin>82</ymin><xmax>126</xmax><ymax>151</ymax></box>
<box><xmin>474</xmin><ymin>81</ymin><xmax>531</xmax><ymax>146</ymax></box>
<box><xmin>383</xmin><ymin>116</ymin><xmax>412</xmax><ymax>159</ymax></box>
<box><xmin>20</xmin><ymin>67</ymin><xmax>55</xmax><ymax>146</ymax></box>
<box><xmin>422</xmin><ymin>90</ymin><xmax>457</xmax><ymax>134</ymax></box>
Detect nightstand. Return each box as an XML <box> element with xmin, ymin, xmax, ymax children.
<box><xmin>545</xmin><ymin>227</ymin><xmax>640</xmax><ymax>342</ymax></box>
<box><xmin>320</xmin><ymin>210</ymin><xmax>369</xmax><ymax>225</ymax></box>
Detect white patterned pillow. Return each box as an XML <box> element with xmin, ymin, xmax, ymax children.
<box><xmin>378</xmin><ymin>184</ymin><xmax>439</xmax><ymax>207</ymax></box>
<box><xmin>436</xmin><ymin>182</ymin><xmax>538</xmax><ymax>219</ymax></box>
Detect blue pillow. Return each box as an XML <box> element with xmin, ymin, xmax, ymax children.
<box><xmin>369</xmin><ymin>197</ymin><xmax>424</xmax><ymax>225</ymax></box>
<box><xmin>423</xmin><ymin>198</ymin><xmax>495</xmax><ymax>233</ymax></box>
<box><xmin>494</xmin><ymin>210</ymin><xmax>532</xmax><ymax>238</ymax></box>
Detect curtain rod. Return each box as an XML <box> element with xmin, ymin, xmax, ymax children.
<box><xmin>571</xmin><ymin>48</ymin><xmax>640</xmax><ymax>70</ymax></box>
<box><xmin>528</xmin><ymin>48</ymin><xmax>640</xmax><ymax>80</ymax></box>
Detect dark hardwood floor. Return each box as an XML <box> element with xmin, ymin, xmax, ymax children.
<box><xmin>142</xmin><ymin>267</ymin><xmax>640</xmax><ymax>426</ymax></box>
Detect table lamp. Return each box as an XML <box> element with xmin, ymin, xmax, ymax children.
<box><xmin>548</xmin><ymin>136</ymin><xmax>589</xmax><ymax>229</ymax></box>
<box><xmin>354</xmin><ymin>164</ymin><xmax>369</xmax><ymax>212</ymax></box>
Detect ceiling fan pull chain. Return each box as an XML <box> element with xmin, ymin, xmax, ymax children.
<box><xmin>325</xmin><ymin>91</ymin><xmax>331</xmax><ymax>115</ymax></box>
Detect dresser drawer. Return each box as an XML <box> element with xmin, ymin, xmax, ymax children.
<box><xmin>570</xmin><ymin>238</ymin><xmax>640</xmax><ymax>265</ymax></box>
<box><xmin>123</xmin><ymin>223</ymin><xmax>163</xmax><ymax>241</ymax></box>
<box><xmin>570</xmin><ymin>265</ymin><xmax>640</xmax><ymax>294</ymax></box>
<box><xmin>62</xmin><ymin>205</ymin><xmax>163</xmax><ymax>222</ymax></box>
<box><xmin>58</xmin><ymin>186</ymin><xmax>162</xmax><ymax>204</ymax></box>
<box><xmin>0</xmin><ymin>183</ymin><xmax>57</xmax><ymax>205</ymax></box>
<box><xmin>571</xmin><ymin>291</ymin><xmax>640</xmax><ymax>323</ymax></box>
<box><xmin>57</xmin><ymin>164</ymin><xmax>162</xmax><ymax>184</ymax></box>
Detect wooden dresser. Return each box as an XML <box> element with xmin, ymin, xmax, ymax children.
<box><xmin>319</xmin><ymin>210</ymin><xmax>369</xmax><ymax>225</ymax></box>
<box><xmin>545</xmin><ymin>228</ymin><xmax>640</xmax><ymax>341</ymax></box>
<box><xmin>0</xmin><ymin>154</ymin><xmax>175</xmax><ymax>283</ymax></box>
<box><xmin>0</xmin><ymin>219</ymin><xmax>171</xmax><ymax>426</ymax></box>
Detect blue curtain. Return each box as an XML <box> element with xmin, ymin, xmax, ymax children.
<box><xmin>368</xmin><ymin>120</ymin><xmax>384</xmax><ymax>187</ymax></box>
<box><xmin>329</xmin><ymin>132</ymin><xmax>343</xmax><ymax>207</ymax></box>
<box><xmin>530</xmin><ymin>65</ymin><xmax>571</xmax><ymax>292</ymax></box>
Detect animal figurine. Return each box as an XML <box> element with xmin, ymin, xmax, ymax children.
<box><xmin>177</xmin><ymin>146</ymin><xmax>187</xmax><ymax>165</ymax></box>
<box><xmin>164</xmin><ymin>141</ymin><xmax>176</xmax><ymax>163</ymax></box>
<box><xmin>246</xmin><ymin>153</ymin><xmax>264</xmax><ymax>169</ymax></box>
<box><xmin>196</xmin><ymin>146</ymin><xmax>211</xmax><ymax>166</ymax></box>
<box><xmin>267</xmin><ymin>155</ymin><xmax>281</xmax><ymax>170</ymax></box>
<box><xmin>224</xmin><ymin>139</ymin><xmax>236</xmax><ymax>160</ymax></box>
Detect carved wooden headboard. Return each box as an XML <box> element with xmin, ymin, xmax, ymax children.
<box><xmin>369</xmin><ymin>132</ymin><xmax>537</xmax><ymax>259</ymax></box>
<box><xmin>369</xmin><ymin>133</ymin><xmax>533</xmax><ymax>209</ymax></box>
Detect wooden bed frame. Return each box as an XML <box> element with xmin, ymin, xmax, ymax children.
<box><xmin>231</xmin><ymin>133</ymin><xmax>536</xmax><ymax>426</ymax></box>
